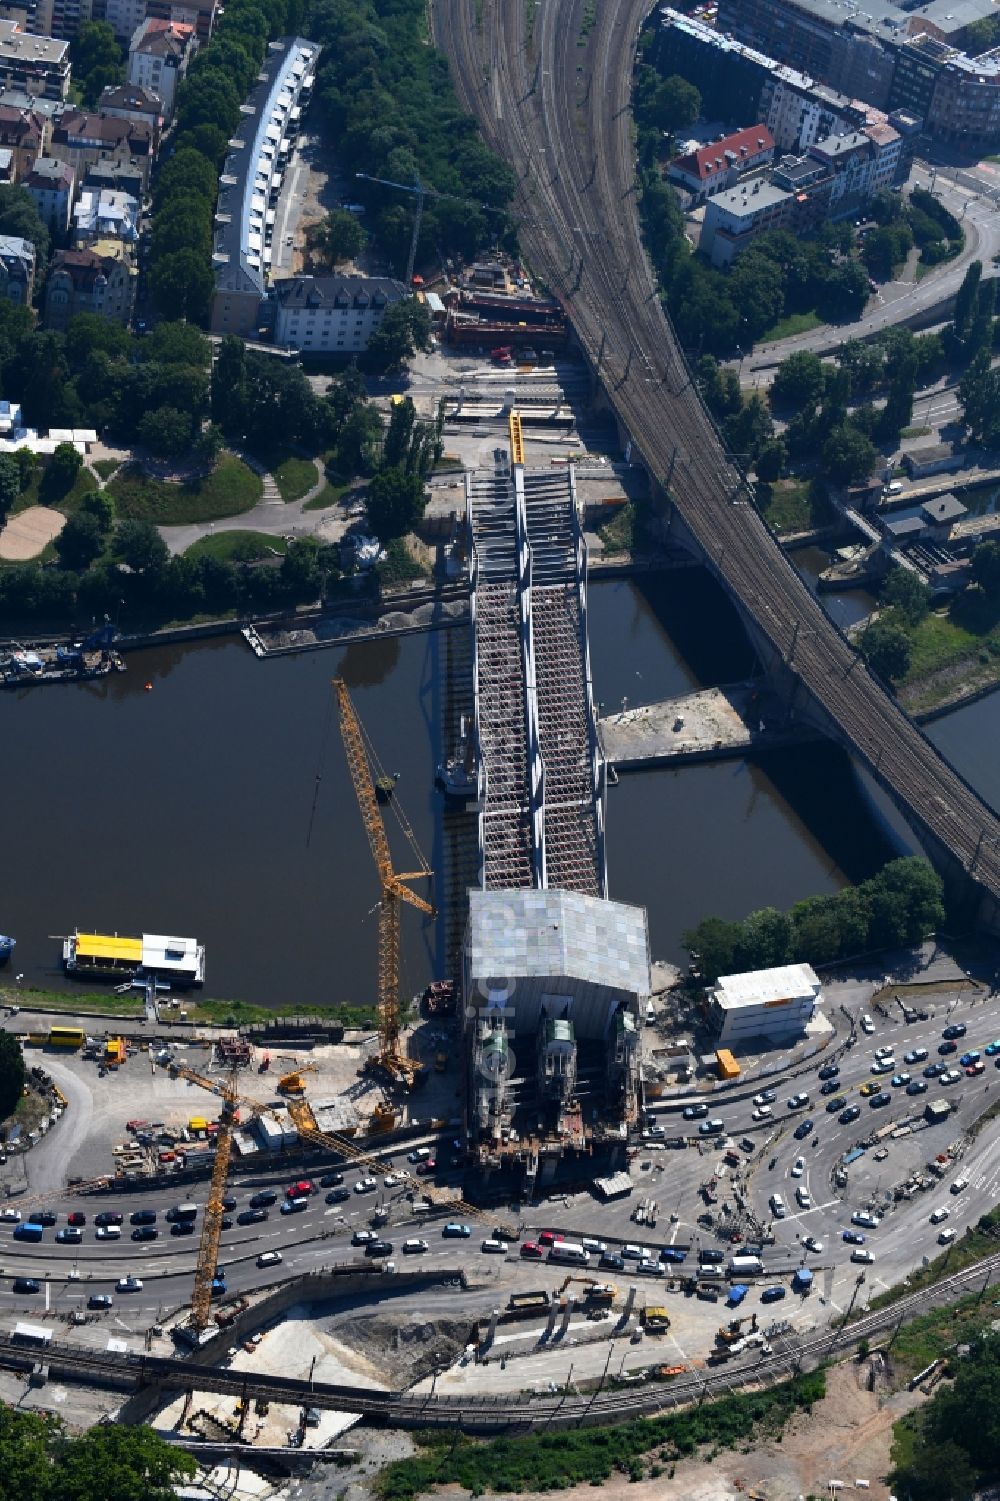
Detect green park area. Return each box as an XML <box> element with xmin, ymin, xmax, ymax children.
<box><xmin>108</xmin><ymin>456</ymin><xmax>263</xmax><ymax>525</ymax></box>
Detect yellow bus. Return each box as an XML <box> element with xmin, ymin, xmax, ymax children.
<box><xmin>47</xmin><ymin>1027</ymin><xmax>85</xmax><ymax>1049</ymax></box>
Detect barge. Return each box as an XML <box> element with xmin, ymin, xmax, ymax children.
<box><xmin>0</xmin><ymin>625</ymin><xmax>125</xmax><ymax>688</ymax></box>
<box><xmin>62</xmin><ymin>931</ymin><xmax>205</xmax><ymax>987</ymax></box>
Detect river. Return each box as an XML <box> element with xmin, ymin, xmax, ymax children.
<box><xmin>1</xmin><ymin>572</ymin><xmax>924</xmax><ymax>1007</ymax></box>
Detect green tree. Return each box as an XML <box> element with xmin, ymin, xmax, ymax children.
<box><xmin>366</xmin><ymin>299</ymin><xmax>431</xmax><ymax>371</ymax></box>
<box><xmin>78</xmin><ymin>491</ymin><xmax>115</xmax><ymax>532</ymax></box>
<box><xmin>821</xmin><ymin>424</ymin><xmax>877</xmax><ymax>486</ymax></box>
<box><xmin>880</xmin><ymin>566</ymin><xmax>930</xmax><ymax>624</ymax></box>
<box><xmin>136</xmin><ymin>405</ymin><xmax>195</xmax><ymax>458</ymax></box>
<box><xmin>154</xmin><ymin>149</ymin><xmax>219</xmax><ymax>211</ymax></box>
<box><xmin>279</xmin><ymin>537</ymin><xmax>321</xmax><ymax>598</ymax></box>
<box><xmin>862</xmin><ymin>223</ymin><xmax>913</xmax><ymax>281</ymax></box>
<box><xmin>53</xmin><ymin>1423</ymin><xmax>196</xmax><ymax>1501</ymax></box>
<box><xmin>196</xmin><ymin>422</ymin><xmax>224</xmax><ymax>464</ymax></box>
<box><xmin>769</xmin><ymin>351</ymin><xmax>826</xmax><ymax>412</ymax></box>
<box><xmin>45</xmin><ymin>442</ymin><xmax>83</xmax><ymax>498</ymax></box>
<box><xmin>116</xmin><ymin>518</ymin><xmax>168</xmax><ymax>574</ymax></box>
<box><xmin>0</xmin><ymin>1406</ymin><xmax>52</xmax><ymax>1501</ymax></box>
<box><xmin>54</xmin><ymin>511</ymin><xmax>104</xmax><ymax>571</ymax></box>
<box><xmin>971</xmin><ymin>537</ymin><xmax>1000</xmax><ymax>596</ymax></box>
<box><xmin>861</xmin><ymin>616</ymin><xmax>912</xmax><ymax>682</ymax></box>
<box><xmin>735</xmin><ymin>906</ymin><xmax>793</xmax><ymax>970</ymax></box>
<box><xmin>0</xmin><ymin>453</ymin><xmax>19</xmax><ymax>527</ymax></box>
<box><xmin>365</xmin><ymin>464</ymin><xmax>426</xmax><ymax>540</ymax></box>
<box><xmin>0</xmin><ymin>1031</ymin><xmax>25</xmax><ymax>1120</ymax></box>
<box><xmin>681</xmin><ymin>915</ymin><xmax>742</xmax><ymax>981</ymax></box>
<box><xmin>953</xmin><ymin>258</ymin><xmax>983</xmax><ymax>343</ymax></box>
<box><xmin>755</xmin><ymin>440</ymin><xmax>786</xmax><ymax>483</ymax></box>
<box><xmin>0</xmin><ymin>183</ymin><xmax>49</xmax><ymax>263</ymax></box>
<box><xmin>649</xmin><ymin>74</ymin><xmax>701</xmax><ymax>133</ymax></box>
<box><xmin>893</xmin><ymin>1437</ymin><xmax>976</xmax><ymax>1501</ymax></box>
<box><xmin>315</xmin><ymin>208</ymin><xmax>367</xmax><ymax>265</ymax></box>
<box><xmin>142</xmin><ymin>321</ymin><xmax>211</xmax><ymax>368</ymax></box>
<box><xmin>70</xmin><ymin>21</ymin><xmax>123</xmax><ymax>107</ymax></box>
<box><xmin>149</xmin><ymin>248</ymin><xmax>216</xmax><ymax>323</ymax></box>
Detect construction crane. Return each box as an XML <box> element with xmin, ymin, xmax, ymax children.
<box><xmin>277</xmin><ymin>1064</ymin><xmax>318</xmax><ymax>1095</ymax></box>
<box><xmin>355</xmin><ymin>172</ymin><xmax>430</xmax><ymax>288</ymax></box>
<box><xmin>334</xmin><ymin>677</ymin><xmax>434</xmax><ymax>1093</ymax></box>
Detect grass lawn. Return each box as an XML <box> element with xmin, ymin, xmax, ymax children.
<box><xmin>11</xmin><ymin>465</ymin><xmax>96</xmax><ymax>518</ymax></box>
<box><xmin>184</xmin><ymin>530</ymin><xmax>288</xmax><ymax>563</ymax></box>
<box><xmin>108</xmin><ymin>456</ymin><xmax>263</xmax><ymax>524</ymax></box>
<box><xmin>377</xmin><ymin>536</ymin><xmax>429</xmax><ymax>585</ymax></box>
<box><xmin>759</xmin><ymin>478</ymin><xmax>833</xmax><ymax>534</ymax></box>
<box><xmin>1</xmin><ymin>984</ymin><xmax>144</xmax><ymax>1019</ymax></box>
<box><xmin>597</xmin><ymin>499</ymin><xmax>658</xmax><ymax>555</ymax></box>
<box><xmin>304</xmin><ymin>481</ymin><xmax>351</xmax><ymax>512</ymax></box>
<box><xmin>900</xmin><ymin>425</ymin><xmax>931</xmax><ymax>439</ymax></box>
<box><xmin>903</xmin><ymin>609</ymin><xmax>983</xmax><ymax>680</ymax></box>
<box><xmin>92</xmin><ymin>459</ymin><xmax>121</xmax><ymax>481</ymax></box>
<box><xmin>177</xmin><ymin>997</ymin><xmax>378</xmax><ymax>1029</ymax></box>
<box><xmin>758</xmin><ymin>310</ymin><xmax>823</xmax><ymax>343</ymax></box>
<box><xmin>272</xmin><ymin>455</ymin><xmax>318</xmax><ymax>502</ymax></box>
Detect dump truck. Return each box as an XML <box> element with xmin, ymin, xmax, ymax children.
<box><xmin>641</xmin><ymin>1306</ymin><xmax>671</xmax><ymax>1332</ymax></box>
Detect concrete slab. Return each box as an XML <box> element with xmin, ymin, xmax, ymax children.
<box><xmin>600</xmin><ymin>683</ymin><xmax>802</xmax><ymax>768</ymax></box>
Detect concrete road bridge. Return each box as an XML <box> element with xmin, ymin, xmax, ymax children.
<box><xmin>431</xmin><ymin>0</ymin><xmax>1000</xmax><ymax>923</ymax></box>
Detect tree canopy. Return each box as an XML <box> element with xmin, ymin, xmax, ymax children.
<box><xmin>0</xmin><ymin>1413</ymin><xmax>195</xmax><ymax>1501</ymax></box>
<box><xmin>0</xmin><ymin>1032</ymin><xmax>25</xmax><ymax>1120</ymax></box>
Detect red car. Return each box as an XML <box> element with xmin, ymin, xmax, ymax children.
<box><xmin>967</xmin><ymin>1061</ymin><xmax>986</xmax><ymax>1077</ymax></box>
<box><xmin>158</xmin><ymin>1150</ymin><xmax>176</xmax><ymax>1163</ymax></box>
<box><xmin>416</xmin><ymin>1158</ymin><xmax>436</xmax><ymax>1175</ymax></box>
<box><xmin>287</xmin><ymin>1180</ymin><xmax>315</xmax><ymax>1198</ymax></box>
<box><xmin>67</xmin><ymin>1212</ymin><xmax>86</xmax><ymax>1226</ymax></box>
<box><xmin>520</xmin><ymin>1240</ymin><xmax>543</xmax><ymax>1258</ymax></box>
<box><xmin>538</xmin><ymin>1229</ymin><xmax>558</xmax><ymax>1247</ymax></box>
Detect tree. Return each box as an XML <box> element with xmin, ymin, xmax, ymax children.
<box><xmin>154</xmin><ymin>149</ymin><xmax>219</xmax><ymax>211</ymax></box>
<box><xmin>315</xmin><ymin>208</ymin><xmax>367</xmax><ymax>265</ymax></box>
<box><xmin>755</xmin><ymin>440</ymin><xmax>785</xmax><ymax>483</ymax></box>
<box><xmin>196</xmin><ymin>422</ymin><xmax>224</xmax><ymax>464</ymax></box>
<box><xmin>142</xmin><ymin>321</ymin><xmax>211</xmax><ymax>368</ymax></box>
<box><xmin>116</xmin><ymin>518</ymin><xmax>168</xmax><ymax>574</ymax></box>
<box><xmin>971</xmin><ymin>538</ymin><xmax>1000</xmax><ymax>597</ymax></box>
<box><xmin>52</xmin><ymin>1423</ymin><xmax>196</xmax><ymax>1501</ymax></box>
<box><xmin>862</xmin><ymin>223</ymin><xmax>912</xmax><ymax>282</ymax></box>
<box><xmin>0</xmin><ymin>183</ymin><xmax>49</xmax><ymax>263</ymax></box>
<box><xmin>136</xmin><ymin>405</ymin><xmax>195</xmax><ymax>458</ymax></box>
<box><xmin>861</xmin><ymin>617</ymin><xmax>912</xmax><ymax>682</ymax></box>
<box><xmin>366</xmin><ymin>299</ymin><xmax>431</xmax><ymax>371</ymax></box>
<box><xmin>78</xmin><ymin>490</ymin><xmax>115</xmax><ymax>532</ymax></box>
<box><xmin>279</xmin><ymin>537</ymin><xmax>320</xmax><ymax>598</ymax></box>
<box><xmin>649</xmin><ymin>74</ymin><xmax>701</xmax><ymax>134</ymax></box>
<box><xmin>54</xmin><ymin>511</ymin><xmax>104</xmax><ymax>570</ymax></box>
<box><xmin>821</xmin><ymin>424</ymin><xmax>877</xmax><ymax>486</ymax></box>
<box><xmin>769</xmin><ymin>350</ymin><xmax>826</xmax><ymax>412</ymax></box>
<box><xmin>149</xmin><ymin>248</ymin><xmax>216</xmax><ymax>323</ymax></box>
<box><xmin>45</xmin><ymin>442</ymin><xmax>83</xmax><ymax>498</ymax></box>
<box><xmin>0</xmin><ymin>1031</ymin><xmax>24</xmax><ymax>1120</ymax></box>
<box><xmin>0</xmin><ymin>453</ymin><xmax>18</xmax><ymax>527</ymax></box>
<box><xmin>892</xmin><ymin>1437</ymin><xmax>976</xmax><ymax>1501</ymax></box>
<box><xmin>735</xmin><ymin>906</ymin><xmax>793</xmax><ymax>970</ymax></box>
<box><xmin>681</xmin><ymin>915</ymin><xmax>742</xmax><ymax>982</ymax></box>
<box><xmin>880</xmin><ymin>565</ymin><xmax>930</xmax><ymax>624</ymax></box>
<box><xmin>0</xmin><ymin>1406</ymin><xmax>53</xmax><ymax>1501</ymax></box>
<box><xmin>954</xmin><ymin>259</ymin><xmax>983</xmax><ymax>342</ymax></box>
<box><xmin>70</xmin><ymin>21</ymin><xmax>123</xmax><ymax>106</ymax></box>
<box><xmin>365</xmin><ymin>465</ymin><xmax>426</xmax><ymax>540</ymax></box>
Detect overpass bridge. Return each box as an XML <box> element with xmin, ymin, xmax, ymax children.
<box><xmin>432</xmin><ymin>0</ymin><xmax>1000</xmax><ymax>925</ymax></box>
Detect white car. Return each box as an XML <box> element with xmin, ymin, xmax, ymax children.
<box><xmin>383</xmin><ymin>1174</ymin><xmax>404</xmax><ymax>1188</ymax></box>
<box><xmin>407</xmin><ymin>1148</ymin><xmax>431</xmax><ymax>1164</ymax></box>
<box><xmin>0</xmin><ymin>1208</ymin><xmax>21</xmax><ymax>1222</ymax></box>
<box><xmin>752</xmin><ymin>1105</ymin><xmax>772</xmax><ymax>1121</ymax></box>
<box><xmin>796</xmin><ymin>1187</ymin><xmax>812</xmax><ymax>1209</ymax></box>
<box><xmin>352</xmin><ymin>1229</ymin><xmax>377</xmax><ymax>1246</ymax></box>
<box><xmin>257</xmin><ymin>1250</ymin><xmax>282</xmax><ymax>1268</ymax></box>
<box><xmin>482</xmin><ymin>1238</ymin><xmax>508</xmax><ymax>1254</ymax></box>
<box><xmin>354</xmin><ymin>1177</ymin><xmax>377</xmax><ymax>1194</ymax></box>
<box><xmin>402</xmin><ymin>1238</ymin><xmax>428</xmax><ymax>1254</ymax></box>
<box><xmin>116</xmin><ymin>1276</ymin><xmax>143</xmax><ymax>1292</ymax></box>
<box><xmin>851</xmin><ymin>1249</ymin><xmax>875</xmax><ymax>1264</ymax></box>
<box><xmin>861</xmin><ymin>1014</ymin><xmax>875</xmax><ymax>1034</ymax></box>
<box><xmin>874</xmin><ymin>1046</ymin><xmax>894</xmax><ymax>1059</ymax></box>
<box><xmin>852</xmin><ymin>1211</ymin><xmax>879</xmax><ymax>1229</ymax></box>
<box><xmin>929</xmin><ymin>1207</ymin><xmax>950</xmax><ymax>1225</ymax></box>
<box><xmin>872</xmin><ymin>1059</ymin><xmax>895</xmax><ymax>1074</ymax></box>
<box><xmin>753</xmin><ymin>1091</ymin><xmax>776</xmax><ymax>1107</ymax></box>
<box><xmin>938</xmin><ymin>1228</ymin><xmax>957</xmax><ymax>1245</ymax></box>
<box><xmin>941</xmin><ymin>1068</ymin><xmax>963</xmax><ymax>1085</ymax></box>
<box><xmin>802</xmin><ymin>1236</ymin><xmax>824</xmax><ymax>1253</ymax></box>
<box><xmin>791</xmin><ymin>1156</ymin><xmax>805</xmax><ymax>1178</ymax></box>
<box><xmin>582</xmin><ymin>1238</ymin><xmax>607</xmax><ymax>1254</ymax></box>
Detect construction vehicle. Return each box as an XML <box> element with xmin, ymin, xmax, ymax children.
<box><xmin>716</xmin><ymin>1314</ymin><xmax>757</xmax><ymax>1345</ymax></box>
<box><xmin>640</xmin><ymin>1306</ymin><xmax>671</xmax><ymax>1332</ymax></box>
<box><xmin>277</xmin><ymin>1065</ymin><xmax>318</xmax><ymax>1095</ymax></box>
<box><xmin>335</xmin><ymin>678</ymin><xmax>435</xmax><ymax>1094</ymax></box>
<box><xmin>556</xmin><ymin>1275</ymin><xmax>617</xmax><ymax>1304</ymax></box>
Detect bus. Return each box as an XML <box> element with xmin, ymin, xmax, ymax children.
<box><xmin>547</xmin><ymin>1241</ymin><xmax>590</xmax><ymax>1266</ymax></box>
<box><xmin>47</xmin><ymin>1027</ymin><xmax>85</xmax><ymax>1049</ymax></box>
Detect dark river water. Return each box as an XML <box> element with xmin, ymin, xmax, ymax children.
<box><xmin>1</xmin><ymin>569</ymin><xmax>953</xmax><ymax>1006</ymax></box>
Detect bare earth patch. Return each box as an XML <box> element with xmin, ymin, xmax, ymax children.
<box><xmin>0</xmin><ymin>505</ymin><xmax>66</xmax><ymax>560</ymax></box>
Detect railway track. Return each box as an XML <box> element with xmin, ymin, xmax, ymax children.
<box><xmin>431</xmin><ymin>0</ymin><xmax>1000</xmax><ymax>907</ymax></box>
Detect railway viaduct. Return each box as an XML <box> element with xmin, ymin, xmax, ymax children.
<box><xmin>430</xmin><ymin>0</ymin><xmax>1000</xmax><ymax>925</ymax></box>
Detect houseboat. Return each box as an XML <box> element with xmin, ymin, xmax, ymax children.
<box><xmin>62</xmin><ymin>931</ymin><xmax>205</xmax><ymax>987</ymax></box>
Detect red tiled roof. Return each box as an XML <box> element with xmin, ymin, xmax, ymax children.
<box><xmin>671</xmin><ymin>123</ymin><xmax>774</xmax><ymax>183</ymax></box>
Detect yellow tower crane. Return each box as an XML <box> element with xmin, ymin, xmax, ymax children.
<box><xmin>334</xmin><ymin>677</ymin><xmax>435</xmax><ymax>1092</ymax></box>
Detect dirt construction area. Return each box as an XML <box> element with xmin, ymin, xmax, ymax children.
<box><xmin>0</xmin><ymin>505</ymin><xmax>66</xmax><ymax>559</ymax></box>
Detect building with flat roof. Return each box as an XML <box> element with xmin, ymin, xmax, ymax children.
<box><xmin>210</xmin><ymin>35</ymin><xmax>319</xmax><ymax>338</ymax></box>
<box><xmin>668</xmin><ymin>122</ymin><xmax>774</xmax><ymax>200</ymax></box>
<box><xmin>710</xmin><ymin>963</ymin><xmax>823</xmax><ymax>1045</ymax></box>
<box><xmin>270</xmin><ymin>274</ymin><xmax>406</xmax><ymax>353</ymax></box>
<box><xmin>0</xmin><ymin>19</ymin><xmax>69</xmax><ymax>99</ymax></box>
<box><xmin>699</xmin><ymin>177</ymin><xmax>793</xmax><ymax>265</ymax></box>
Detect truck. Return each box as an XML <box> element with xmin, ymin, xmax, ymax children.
<box><xmin>641</xmin><ymin>1306</ymin><xmax>671</xmax><ymax>1332</ymax></box>
<box><xmin>792</xmin><ymin>1267</ymin><xmax>814</xmax><ymax>1294</ymax></box>
<box><xmin>508</xmin><ymin>1290</ymin><xmax>549</xmax><ymax>1311</ymax></box>
<box><xmin>728</xmin><ymin>1254</ymin><xmax>764</xmax><ymax>1277</ymax></box>
<box><xmin>727</xmin><ymin>1284</ymin><xmax>750</xmax><ymax>1307</ymax></box>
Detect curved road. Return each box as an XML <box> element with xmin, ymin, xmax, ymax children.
<box><xmin>431</xmin><ymin>0</ymin><xmax>1000</xmax><ymax>906</ymax></box>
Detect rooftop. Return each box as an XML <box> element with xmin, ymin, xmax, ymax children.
<box><xmin>921</xmin><ymin>491</ymin><xmax>967</xmax><ymax>523</ymax></box>
<box><xmin>884</xmin><ymin>513</ymin><xmax>926</xmax><ymax>537</ymax></box>
<box><xmin>129</xmin><ymin>17</ymin><xmax>195</xmax><ymax>57</ymax></box>
<box><xmin>0</xmin><ymin>20</ymin><xmax>69</xmax><ymax>67</ymax></box>
<box><xmin>713</xmin><ymin>962</ymin><xmax>822</xmax><ymax>1010</ymax></box>
<box><xmin>671</xmin><ymin>123</ymin><xmax>774</xmax><ymax>181</ymax></box>
<box><xmin>272</xmin><ymin>274</ymin><xmax>405</xmax><ymax>310</ymax></box>
<box><xmin>25</xmin><ymin>154</ymin><xmax>73</xmax><ymax>187</ymax></box>
<box><xmin>466</xmin><ymin>888</ymin><xmax>651</xmax><ymax>998</ymax></box>
<box><xmin>810</xmin><ymin>129</ymin><xmax>873</xmax><ymax>159</ymax></box>
<box><xmin>0</xmin><ymin>234</ymin><xmax>33</xmax><ymax>263</ymax></box>
<box><xmin>709</xmin><ymin>179</ymin><xmax>792</xmax><ymax>215</ymax></box>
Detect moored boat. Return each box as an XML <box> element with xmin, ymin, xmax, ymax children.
<box><xmin>0</xmin><ymin>625</ymin><xmax>125</xmax><ymax>688</ymax></box>
<box><xmin>0</xmin><ymin>934</ymin><xmax>14</xmax><ymax>964</ymax></box>
<box><xmin>62</xmin><ymin>930</ymin><xmax>205</xmax><ymax>987</ymax></box>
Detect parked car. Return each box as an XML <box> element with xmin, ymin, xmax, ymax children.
<box><xmin>682</xmin><ymin>1103</ymin><xmax>709</xmax><ymax>1119</ymax></box>
<box><xmin>890</xmin><ymin>1073</ymin><xmax>911</xmax><ymax>1088</ymax></box>
<box><xmin>904</xmin><ymin>1048</ymin><xmax>929</xmax><ymax>1064</ymax></box>
<box><xmin>600</xmin><ymin>1251</ymin><xmax>625</xmax><ymax>1271</ymax></box>
<box><xmin>793</xmin><ymin>1119</ymin><xmax>814</xmax><ymax>1140</ymax></box>
<box><xmin>959</xmin><ymin>1051</ymin><xmax>981</xmax><ymax>1068</ymax></box>
<box><xmin>818</xmin><ymin>1063</ymin><xmax>839</xmax><ymax>1081</ymax></box>
<box><xmin>906</xmin><ymin>1080</ymin><xmax>929</xmax><ymax>1095</ymax></box>
<box><xmin>870</xmin><ymin>1092</ymin><xmax>891</xmax><ymax>1109</ymax></box>
<box><xmin>442</xmin><ymin>1223</ymin><xmax>471</xmax><ymax>1238</ymax></box>
<box><xmin>820</xmin><ymin>1079</ymin><xmax>841</xmax><ymax>1096</ymax></box>
<box><xmin>826</xmin><ymin>1096</ymin><xmax>847</xmax><ymax>1113</ymax></box>
<box><xmin>520</xmin><ymin>1241</ymin><xmax>544</xmax><ymax>1259</ymax></box>
<box><xmin>924</xmin><ymin>1062</ymin><xmax>947</xmax><ymax>1078</ymax></box>
<box><xmin>939</xmin><ymin>1041</ymin><xmax>958</xmax><ymax>1054</ymax></box>
<box><xmin>354</xmin><ymin>1177</ymin><xmax>377</xmax><ymax>1194</ymax></box>
<box><xmin>839</xmin><ymin>1105</ymin><xmax>861</xmax><ymax>1124</ymax></box>
<box><xmin>942</xmin><ymin>1024</ymin><xmax>967</xmax><ymax>1039</ymax></box>
<box><xmin>761</xmin><ymin>1285</ymin><xmax>786</xmax><ymax>1303</ymax></box>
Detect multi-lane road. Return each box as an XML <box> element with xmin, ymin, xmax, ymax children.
<box><xmin>431</xmin><ymin>0</ymin><xmax>1000</xmax><ymax>909</ymax></box>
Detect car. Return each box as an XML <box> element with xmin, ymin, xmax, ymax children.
<box><xmin>116</xmin><ymin>1276</ymin><xmax>143</xmax><ymax>1292</ymax></box>
<box><xmin>364</xmin><ymin>1240</ymin><xmax>392</xmax><ymax>1257</ymax></box>
<box><xmin>383</xmin><ymin>1173</ymin><xmax>405</xmax><ymax>1187</ymax></box>
<box><xmin>924</xmin><ymin>1062</ymin><xmax>947</xmax><ymax>1078</ymax></box>
<box><xmin>257</xmin><ymin>1250</ymin><xmax>283</xmax><ymax>1268</ymax></box>
<box><xmin>791</xmin><ymin>1156</ymin><xmax>806</xmax><ymax>1178</ymax></box>
<box><xmin>0</xmin><ymin>1209</ymin><xmax>20</xmax><ymax>1222</ymax></box>
<box><xmin>826</xmin><ymin>1095</ymin><xmax>847</xmax><ymax>1113</ymax></box>
<box><xmin>843</xmin><ymin>1230</ymin><xmax>866</xmax><ymax>1244</ymax></box>
<box><xmin>67</xmin><ymin>1212</ymin><xmax>86</xmax><ymax>1227</ymax></box>
<box><xmin>416</xmin><ymin>1159</ymin><xmax>437</xmax><ymax>1175</ymax></box>
<box><xmin>700</xmin><ymin>1248</ymin><xmax>725</xmax><ymax>1263</ymax></box>
<box><xmin>787</xmin><ymin>1093</ymin><xmax>810</xmax><ymax>1111</ymax></box>
<box><xmin>132</xmin><ymin>1226</ymin><xmax>158</xmax><ymax>1240</ymax></box>
<box><xmin>802</xmin><ymin>1236</ymin><xmax>824</xmax><ymax>1253</ymax></box>
<box><xmin>600</xmin><ymin>1251</ymin><xmax>625</xmax><ymax>1270</ymax></box>
<box><xmin>796</xmin><ymin>1187</ymin><xmax>812</xmax><ymax>1208</ymax></box>
<box><xmin>875</xmin><ymin>1046</ymin><xmax>894</xmax><ymax>1059</ymax></box>
<box><xmin>325</xmin><ymin>1188</ymin><xmax>351</xmax><ymax>1204</ymax></box>
<box><xmin>88</xmin><ymin>1294</ymin><xmax>113</xmax><ymax>1309</ymax></box>
<box><xmin>682</xmin><ymin>1103</ymin><xmax>709</xmax><ymax>1119</ymax></box>
<box><xmin>219</xmin><ymin>1195</ymin><xmax>237</xmax><ymax>1212</ymax></box>
<box><xmin>752</xmin><ymin>1106</ymin><xmax>773</xmax><ymax>1121</ymax></box>
<box><xmin>407</xmin><ymin>1148</ymin><xmax>432</xmax><ymax>1163</ymax></box>
<box><xmin>942</xmin><ymin>1024</ymin><xmax>967</xmax><ymax>1039</ymax></box>
<box><xmin>753</xmin><ymin>1090</ymin><xmax>777</xmax><ymax>1107</ymax></box>
<box><xmin>851</xmin><ymin>1249</ymin><xmax>876</xmax><ymax>1264</ymax></box>
<box><xmin>319</xmin><ymin>1172</ymin><xmax>345</xmax><ymax>1188</ymax></box>
<box><xmin>872</xmin><ymin>1060</ymin><xmax>894</xmax><ymax>1074</ymax></box>
<box><xmin>636</xmin><ymin>1258</ymin><xmax>662</xmax><ymax>1276</ymax></box>
<box><xmin>761</xmin><ymin>1285</ymin><xmax>786</xmax><ymax>1303</ymax></box>
<box><xmin>171</xmin><ymin>1221</ymin><xmax>195</xmax><ymax>1236</ymax></box>
<box><xmin>929</xmin><ymin>1207</ymin><xmax>950</xmax><ymax>1225</ymax></box>
<box><xmin>482</xmin><ymin>1238</ymin><xmax>508</xmax><ymax>1253</ymax></box>
<box><xmin>820</xmin><ymin>1080</ymin><xmax>841</xmax><ymax>1097</ymax></box>
<box><xmin>941</xmin><ymin>1068</ymin><xmax>963</xmax><ymax>1085</ymax></box>
<box><xmin>870</xmin><ymin>1092</ymin><xmax>891</xmax><ymax>1109</ymax></box>
<box><xmin>538</xmin><ymin>1230</ymin><xmax>557</xmax><ymax>1246</ymax></box>
<box><xmin>129</xmin><ymin>1209</ymin><xmax>156</xmax><ymax>1226</ymax></box>
<box><xmin>221</xmin><ymin>1218</ymin><xmax>233</xmax><ymax>1231</ymax></box>
<box><xmin>985</xmin><ymin>1039</ymin><xmax>1000</xmax><ymax>1056</ymax></box>
<box><xmin>959</xmin><ymin>1051</ymin><xmax>981</xmax><ymax>1068</ymax></box>
<box><xmin>939</xmin><ymin>1040</ymin><xmax>958</xmax><ymax>1054</ymax></box>
<box><xmin>852</xmin><ymin>1211</ymin><xmax>879</xmax><ymax>1228</ymax></box>
<box><xmin>698</xmin><ymin>1119</ymin><xmax>725</xmax><ymax>1136</ymax></box>
<box><xmin>12</xmin><ymin>1278</ymin><xmax>40</xmax><ymax>1293</ymax></box>
<box><xmin>238</xmin><ymin>1207</ymin><xmax>268</xmax><ymax>1225</ymax></box>
<box><xmin>520</xmin><ymin>1240</ymin><xmax>543</xmax><ymax>1258</ymax></box>
<box><xmin>582</xmin><ymin>1238</ymin><xmax>607</xmax><ymax>1255</ymax></box>
<box><xmin>250</xmin><ymin>1191</ymin><xmax>278</xmax><ymax>1208</ymax></box>
<box><xmin>967</xmin><ymin>1061</ymin><xmax>986</xmax><ymax>1077</ymax></box>
<box><xmin>95</xmin><ymin>1211</ymin><xmax>123</xmax><ymax>1227</ymax></box>
<box><xmin>861</xmin><ymin>1014</ymin><xmax>875</xmax><ymax>1033</ymax></box>
<box><xmin>904</xmin><ymin>1048</ymin><xmax>929</xmax><ymax>1064</ymax></box>
<box><xmin>907</xmin><ymin>1079</ymin><xmax>929</xmax><ymax>1095</ymax></box>
<box><xmin>939</xmin><ymin>1228</ymin><xmax>958</xmax><ymax>1245</ymax></box>
<box><xmin>839</xmin><ymin>1105</ymin><xmax>861</xmax><ymax>1124</ymax></box>
<box><xmin>660</xmin><ymin>1246</ymin><xmax>686</xmax><ymax>1263</ymax></box>
<box><xmin>287</xmin><ymin>1181</ymin><xmax>315</xmax><ymax>1198</ymax></box>
<box><xmin>280</xmin><ymin>1197</ymin><xmax>307</xmax><ymax>1215</ymax></box>
<box><xmin>95</xmin><ymin>1226</ymin><xmax>121</xmax><ymax>1240</ymax></box>
<box><xmin>891</xmin><ymin>1073</ymin><xmax>911</xmax><ymax>1088</ymax></box>
<box><xmin>818</xmin><ymin>1063</ymin><xmax>840</xmax><ymax>1081</ymax></box>
<box><xmin>442</xmin><ymin>1222</ymin><xmax>471</xmax><ymax>1238</ymax></box>
<box><xmin>352</xmin><ymin>1229</ymin><xmax>377</xmax><ymax>1246</ymax></box>
<box><xmin>33</xmin><ymin>1211</ymin><xmax>57</xmax><ymax>1227</ymax></box>
<box><xmin>793</xmin><ymin>1119</ymin><xmax>814</xmax><ymax>1140</ymax></box>
<box><xmin>860</xmin><ymin>1081</ymin><xmax>881</xmax><ymax>1097</ymax></box>
<box><xmin>354</xmin><ymin>1177</ymin><xmax>377</xmax><ymax>1194</ymax></box>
